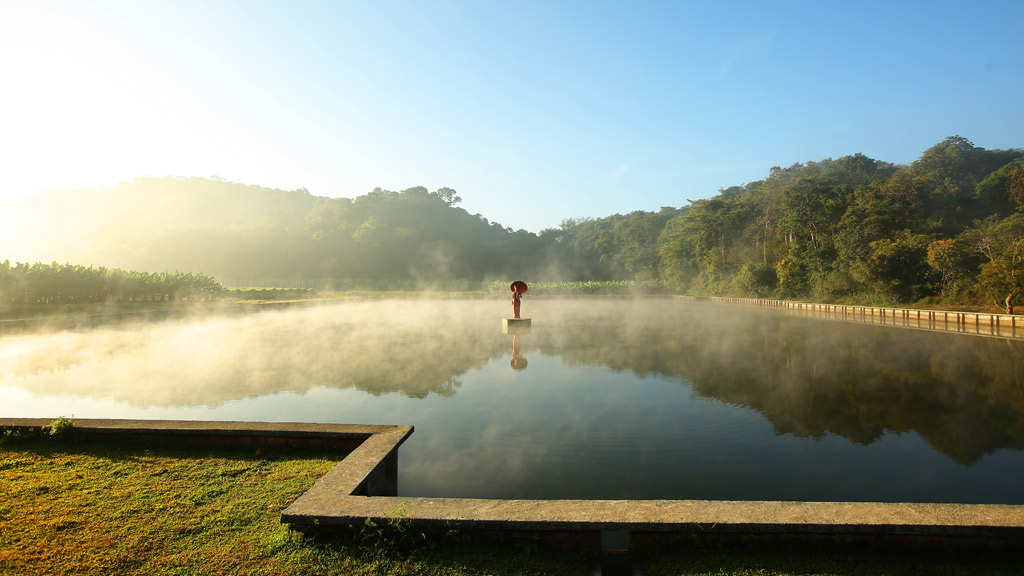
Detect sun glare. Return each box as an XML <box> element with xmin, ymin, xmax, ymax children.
<box><xmin>0</xmin><ymin>4</ymin><xmax>285</xmax><ymax>203</ymax></box>
<box><xmin>4</xmin><ymin>9</ymin><xmax>152</xmax><ymax>193</ymax></box>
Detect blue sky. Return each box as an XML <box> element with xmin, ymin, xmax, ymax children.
<box><xmin>1</xmin><ymin>0</ymin><xmax>1022</xmax><ymax>232</ymax></box>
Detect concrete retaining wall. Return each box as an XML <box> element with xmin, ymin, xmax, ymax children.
<box><xmin>683</xmin><ymin>296</ymin><xmax>1024</xmax><ymax>339</ymax></box>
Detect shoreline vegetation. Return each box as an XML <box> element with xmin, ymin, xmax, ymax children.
<box><xmin>0</xmin><ymin>268</ymin><xmax>687</xmax><ymax>322</ymax></box>
<box><xmin>4</xmin><ymin>137</ymin><xmax>1024</xmax><ymax>314</ymax></box>
<box><xmin>1</xmin><ymin>426</ymin><xmax>1020</xmax><ymax>576</ymax></box>
<box><xmin>0</xmin><ymin>273</ymin><xmax>1007</xmax><ymax>324</ymax></box>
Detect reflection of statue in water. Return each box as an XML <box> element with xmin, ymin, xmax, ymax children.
<box><xmin>510</xmin><ymin>333</ymin><xmax>528</xmax><ymax>370</ymax></box>
<box><xmin>510</xmin><ymin>281</ymin><xmax>527</xmax><ymax>318</ymax></box>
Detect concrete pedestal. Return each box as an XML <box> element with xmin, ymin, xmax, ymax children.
<box><xmin>502</xmin><ymin>318</ymin><xmax>532</xmax><ymax>334</ymax></box>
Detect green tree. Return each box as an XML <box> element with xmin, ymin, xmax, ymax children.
<box><xmin>963</xmin><ymin>213</ymin><xmax>1024</xmax><ymax>309</ymax></box>
<box><xmin>913</xmin><ymin>136</ymin><xmax>1022</xmax><ymax>232</ymax></box>
<box><xmin>975</xmin><ymin>160</ymin><xmax>1024</xmax><ymax>212</ymax></box>
<box><xmin>431</xmin><ymin>187</ymin><xmax>462</xmax><ymax>206</ymax></box>
<box><xmin>926</xmin><ymin>238</ymin><xmax>971</xmax><ymax>299</ymax></box>
<box><xmin>862</xmin><ymin>231</ymin><xmax>936</xmax><ymax>304</ymax></box>
<box><xmin>658</xmin><ymin>196</ymin><xmax>746</xmax><ymax>294</ymax></box>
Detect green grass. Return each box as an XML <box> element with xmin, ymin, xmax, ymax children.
<box><xmin>0</xmin><ymin>435</ymin><xmax>591</xmax><ymax>576</ymax></box>
<box><xmin>3</xmin><ymin>433</ymin><xmax>1021</xmax><ymax>575</ymax></box>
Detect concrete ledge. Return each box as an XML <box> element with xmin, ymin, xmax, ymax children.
<box><xmin>286</xmin><ymin>425</ymin><xmax>413</xmax><ymax>498</ymax></box>
<box><xmin>281</xmin><ymin>495</ymin><xmax>1024</xmax><ymax>539</ymax></box>
<box><xmin>5</xmin><ymin>418</ymin><xmax>1023</xmax><ymax>551</ymax></box>
<box><xmin>0</xmin><ymin>417</ymin><xmax>411</xmax><ymax>455</ymax></box>
<box><xmin>272</xmin><ymin>420</ymin><xmax>1024</xmax><ymax>548</ymax></box>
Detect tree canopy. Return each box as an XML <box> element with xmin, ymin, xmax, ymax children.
<box><xmin>4</xmin><ymin>136</ymin><xmax>1023</xmax><ymax>307</ymax></box>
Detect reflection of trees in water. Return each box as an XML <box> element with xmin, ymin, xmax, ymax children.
<box><xmin>7</xmin><ymin>299</ymin><xmax>1024</xmax><ymax>464</ymax></box>
<box><xmin>537</xmin><ymin>303</ymin><xmax>1024</xmax><ymax>465</ymax></box>
<box><xmin>712</xmin><ymin>320</ymin><xmax>1024</xmax><ymax>465</ymax></box>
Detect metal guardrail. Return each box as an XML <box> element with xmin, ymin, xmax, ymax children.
<box><xmin>694</xmin><ymin>297</ymin><xmax>1024</xmax><ymax>340</ymax></box>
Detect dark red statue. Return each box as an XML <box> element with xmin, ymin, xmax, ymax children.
<box><xmin>510</xmin><ymin>281</ymin><xmax>527</xmax><ymax>318</ymax></box>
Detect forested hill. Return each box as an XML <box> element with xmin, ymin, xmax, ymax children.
<box><xmin>0</xmin><ymin>177</ymin><xmax>549</xmax><ymax>282</ymax></box>
<box><xmin>3</xmin><ymin>135</ymin><xmax>1024</xmax><ymax>307</ymax></box>
<box><xmin>657</xmin><ymin>136</ymin><xmax>1024</xmax><ymax>307</ymax></box>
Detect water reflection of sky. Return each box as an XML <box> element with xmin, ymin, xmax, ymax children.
<box><xmin>3</xmin><ymin>299</ymin><xmax>1024</xmax><ymax>503</ymax></box>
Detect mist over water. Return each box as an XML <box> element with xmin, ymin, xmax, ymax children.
<box><xmin>3</xmin><ymin>299</ymin><xmax>1024</xmax><ymax>502</ymax></box>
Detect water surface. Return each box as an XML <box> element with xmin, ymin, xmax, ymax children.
<box><xmin>3</xmin><ymin>299</ymin><xmax>1023</xmax><ymax>503</ymax></box>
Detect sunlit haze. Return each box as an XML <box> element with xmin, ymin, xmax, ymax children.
<box><xmin>4</xmin><ymin>299</ymin><xmax>1024</xmax><ymax>501</ymax></box>
<box><xmin>2</xmin><ymin>0</ymin><xmax>1022</xmax><ymax>232</ymax></box>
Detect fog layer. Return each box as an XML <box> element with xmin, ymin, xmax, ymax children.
<box><xmin>3</xmin><ymin>299</ymin><xmax>1023</xmax><ymax>466</ymax></box>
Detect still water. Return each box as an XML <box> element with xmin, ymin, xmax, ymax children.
<box><xmin>3</xmin><ymin>299</ymin><xmax>1023</xmax><ymax>503</ymax></box>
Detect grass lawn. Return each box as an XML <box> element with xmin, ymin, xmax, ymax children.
<box><xmin>0</xmin><ymin>432</ymin><xmax>591</xmax><ymax>576</ymax></box>
<box><xmin>2</xmin><ymin>431</ymin><xmax>1021</xmax><ymax>576</ymax></box>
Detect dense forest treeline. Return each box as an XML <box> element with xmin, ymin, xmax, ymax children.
<box><xmin>0</xmin><ymin>261</ymin><xmax>222</xmax><ymax>304</ymax></box>
<box><xmin>3</xmin><ymin>136</ymin><xmax>1023</xmax><ymax>308</ymax></box>
<box><xmin>653</xmin><ymin>135</ymin><xmax>1024</xmax><ymax>307</ymax></box>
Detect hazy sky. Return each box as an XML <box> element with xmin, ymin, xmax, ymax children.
<box><xmin>2</xmin><ymin>0</ymin><xmax>1022</xmax><ymax>232</ymax></box>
